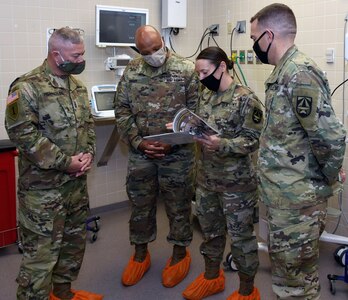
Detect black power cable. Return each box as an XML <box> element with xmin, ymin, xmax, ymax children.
<box><xmin>331</xmin><ymin>78</ymin><xmax>348</xmax><ymax>96</ymax></box>
<box><xmin>169</xmin><ymin>27</ymin><xmax>219</xmax><ymax>58</ymax></box>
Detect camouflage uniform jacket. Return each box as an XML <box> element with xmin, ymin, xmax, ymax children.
<box><xmin>196</xmin><ymin>81</ymin><xmax>264</xmax><ymax>193</ymax></box>
<box><xmin>114</xmin><ymin>50</ymin><xmax>199</xmax><ymax>150</ymax></box>
<box><xmin>5</xmin><ymin>60</ymin><xmax>96</xmax><ymax>190</ymax></box>
<box><xmin>258</xmin><ymin>45</ymin><xmax>346</xmax><ymax>209</ymax></box>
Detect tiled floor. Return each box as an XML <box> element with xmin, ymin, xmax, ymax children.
<box><xmin>0</xmin><ymin>203</ymin><xmax>348</xmax><ymax>299</ymax></box>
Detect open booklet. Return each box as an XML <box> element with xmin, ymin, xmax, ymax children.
<box><xmin>143</xmin><ymin>108</ymin><xmax>220</xmax><ymax>145</ymax></box>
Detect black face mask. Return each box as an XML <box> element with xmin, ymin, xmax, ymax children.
<box><xmin>253</xmin><ymin>31</ymin><xmax>274</xmax><ymax>64</ymax></box>
<box><xmin>200</xmin><ymin>64</ymin><xmax>223</xmax><ymax>92</ymax></box>
<box><xmin>58</xmin><ymin>60</ymin><xmax>86</xmax><ymax>74</ymax></box>
<box><xmin>57</xmin><ymin>52</ymin><xmax>86</xmax><ymax>74</ymax></box>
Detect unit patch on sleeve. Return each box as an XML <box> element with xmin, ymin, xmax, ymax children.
<box><xmin>252</xmin><ymin>107</ymin><xmax>263</xmax><ymax>123</ymax></box>
<box><xmin>296</xmin><ymin>96</ymin><xmax>312</xmax><ymax>118</ymax></box>
<box><xmin>6</xmin><ymin>91</ymin><xmax>19</xmax><ymax>121</ymax></box>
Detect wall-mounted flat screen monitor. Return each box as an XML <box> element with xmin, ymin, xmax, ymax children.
<box><xmin>96</xmin><ymin>5</ymin><xmax>149</xmax><ymax>47</ymax></box>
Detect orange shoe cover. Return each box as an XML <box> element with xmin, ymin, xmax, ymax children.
<box><xmin>49</xmin><ymin>290</ymin><xmax>103</xmax><ymax>300</ymax></box>
<box><xmin>162</xmin><ymin>250</ymin><xmax>191</xmax><ymax>287</ymax></box>
<box><xmin>227</xmin><ymin>287</ymin><xmax>261</xmax><ymax>300</ymax></box>
<box><xmin>49</xmin><ymin>292</ymin><xmax>63</xmax><ymax>300</ymax></box>
<box><xmin>121</xmin><ymin>251</ymin><xmax>151</xmax><ymax>286</ymax></box>
<box><xmin>182</xmin><ymin>269</ymin><xmax>225</xmax><ymax>300</ymax></box>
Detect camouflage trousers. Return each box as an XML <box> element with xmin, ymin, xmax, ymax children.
<box><xmin>126</xmin><ymin>148</ymin><xmax>195</xmax><ymax>246</ymax></box>
<box><xmin>266</xmin><ymin>201</ymin><xmax>327</xmax><ymax>300</ymax></box>
<box><xmin>16</xmin><ymin>178</ymin><xmax>89</xmax><ymax>300</ymax></box>
<box><xmin>195</xmin><ymin>185</ymin><xmax>259</xmax><ymax>279</ymax></box>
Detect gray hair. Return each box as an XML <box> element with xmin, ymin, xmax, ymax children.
<box><xmin>48</xmin><ymin>27</ymin><xmax>84</xmax><ymax>52</ymax></box>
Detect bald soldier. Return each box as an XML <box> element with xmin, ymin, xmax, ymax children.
<box><xmin>5</xmin><ymin>27</ymin><xmax>102</xmax><ymax>300</ymax></box>
<box><xmin>114</xmin><ymin>25</ymin><xmax>199</xmax><ymax>287</ymax></box>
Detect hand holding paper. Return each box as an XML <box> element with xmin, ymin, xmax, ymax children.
<box><xmin>144</xmin><ymin>108</ymin><xmax>220</xmax><ymax>145</ymax></box>
<box><xmin>194</xmin><ymin>133</ymin><xmax>221</xmax><ymax>151</ymax></box>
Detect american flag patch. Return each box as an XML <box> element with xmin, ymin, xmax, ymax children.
<box><xmin>6</xmin><ymin>91</ymin><xmax>19</xmax><ymax>106</ymax></box>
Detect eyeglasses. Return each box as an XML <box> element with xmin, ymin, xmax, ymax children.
<box><xmin>48</xmin><ymin>27</ymin><xmax>85</xmax><ymax>35</ymax></box>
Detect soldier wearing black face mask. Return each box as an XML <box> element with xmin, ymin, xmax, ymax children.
<box><xmin>199</xmin><ymin>63</ymin><xmax>223</xmax><ymax>92</ymax></box>
<box><xmin>182</xmin><ymin>46</ymin><xmax>264</xmax><ymax>300</ymax></box>
<box><xmin>250</xmin><ymin>4</ymin><xmax>346</xmax><ymax>300</ymax></box>
<box><xmin>252</xmin><ymin>30</ymin><xmax>274</xmax><ymax>64</ymax></box>
<box><xmin>56</xmin><ymin>52</ymin><xmax>86</xmax><ymax>74</ymax></box>
<box><xmin>5</xmin><ymin>27</ymin><xmax>102</xmax><ymax>300</ymax></box>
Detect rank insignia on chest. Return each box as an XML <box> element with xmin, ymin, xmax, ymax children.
<box><xmin>296</xmin><ymin>96</ymin><xmax>312</xmax><ymax>118</ymax></box>
<box><xmin>252</xmin><ymin>107</ymin><xmax>263</xmax><ymax>123</ymax></box>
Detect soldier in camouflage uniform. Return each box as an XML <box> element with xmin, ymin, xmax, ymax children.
<box><xmin>182</xmin><ymin>47</ymin><xmax>264</xmax><ymax>300</ymax></box>
<box><xmin>114</xmin><ymin>25</ymin><xmax>198</xmax><ymax>288</ymax></box>
<box><xmin>5</xmin><ymin>27</ymin><xmax>103</xmax><ymax>300</ymax></box>
<box><xmin>250</xmin><ymin>4</ymin><xmax>346</xmax><ymax>299</ymax></box>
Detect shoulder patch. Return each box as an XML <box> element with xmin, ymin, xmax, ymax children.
<box><xmin>252</xmin><ymin>107</ymin><xmax>263</xmax><ymax>123</ymax></box>
<box><xmin>6</xmin><ymin>91</ymin><xmax>19</xmax><ymax>105</ymax></box>
<box><xmin>6</xmin><ymin>91</ymin><xmax>20</xmax><ymax>121</ymax></box>
<box><xmin>296</xmin><ymin>96</ymin><xmax>312</xmax><ymax>118</ymax></box>
<box><xmin>7</xmin><ymin>102</ymin><xmax>19</xmax><ymax>121</ymax></box>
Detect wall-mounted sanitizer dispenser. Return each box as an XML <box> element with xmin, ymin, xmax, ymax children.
<box><xmin>162</xmin><ymin>0</ymin><xmax>187</xmax><ymax>29</ymax></box>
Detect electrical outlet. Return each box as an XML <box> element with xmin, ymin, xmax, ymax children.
<box><xmin>239</xmin><ymin>50</ymin><xmax>245</xmax><ymax>64</ymax></box>
<box><xmin>236</xmin><ymin>20</ymin><xmax>246</xmax><ymax>33</ymax></box>
<box><xmin>326</xmin><ymin>48</ymin><xmax>335</xmax><ymax>63</ymax></box>
<box><xmin>209</xmin><ymin>24</ymin><xmax>219</xmax><ymax>36</ymax></box>
<box><xmin>227</xmin><ymin>22</ymin><xmax>233</xmax><ymax>34</ymax></box>
<box><xmin>247</xmin><ymin>50</ymin><xmax>254</xmax><ymax>64</ymax></box>
<box><xmin>255</xmin><ymin>55</ymin><xmax>262</xmax><ymax>64</ymax></box>
<box><xmin>231</xmin><ymin>50</ymin><xmax>238</xmax><ymax>62</ymax></box>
